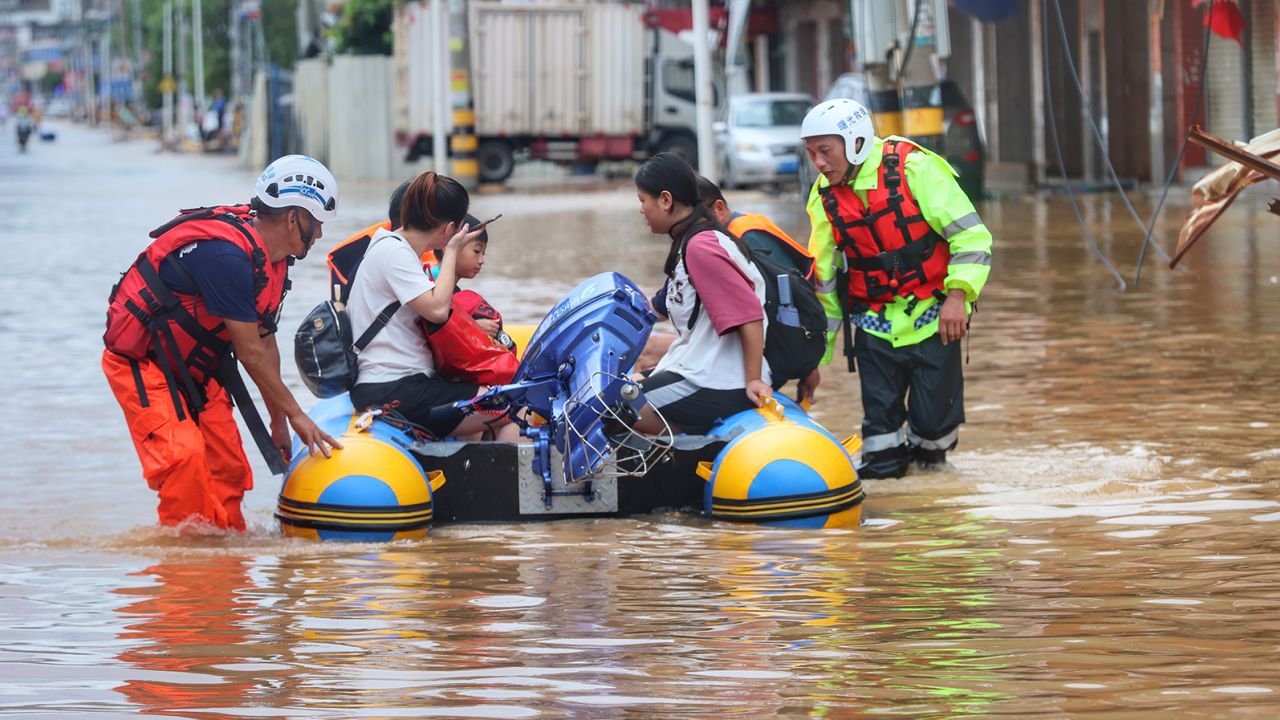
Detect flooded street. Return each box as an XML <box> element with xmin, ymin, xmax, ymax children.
<box><xmin>3</xmin><ymin>123</ymin><xmax>1280</xmax><ymax>718</ymax></box>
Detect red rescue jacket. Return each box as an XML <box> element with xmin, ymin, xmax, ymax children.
<box><xmin>817</xmin><ymin>140</ymin><xmax>950</xmax><ymax>312</ymax></box>
<box><xmin>420</xmin><ymin>290</ymin><xmax>518</xmax><ymax>386</ymax></box>
<box><xmin>103</xmin><ymin>206</ymin><xmax>289</xmax><ymax>387</ymax></box>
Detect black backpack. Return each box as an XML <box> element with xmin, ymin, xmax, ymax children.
<box><xmin>294</xmin><ymin>233</ymin><xmax>400</xmax><ymax>398</ymax></box>
<box><xmin>684</xmin><ymin>244</ymin><xmax>827</xmax><ymax>388</ymax></box>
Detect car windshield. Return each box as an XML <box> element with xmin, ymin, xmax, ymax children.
<box><xmin>734</xmin><ymin>100</ymin><xmax>810</xmax><ymax>128</ymax></box>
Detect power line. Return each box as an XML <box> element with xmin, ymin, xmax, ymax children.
<box><xmin>1041</xmin><ymin>0</ymin><xmax>1126</xmax><ymax>291</ymax></box>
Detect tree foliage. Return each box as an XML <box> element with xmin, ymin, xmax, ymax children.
<box><xmin>331</xmin><ymin>0</ymin><xmax>398</xmax><ymax>55</ymax></box>
<box><xmin>136</xmin><ymin>0</ymin><xmax>299</xmax><ymax>109</ymax></box>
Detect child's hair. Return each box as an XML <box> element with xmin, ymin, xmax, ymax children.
<box><xmin>430</xmin><ymin>213</ymin><xmax>488</xmax><ymax>263</ymax></box>
<box><xmin>462</xmin><ymin>214</ymin><xmax>489</xmax><ymax>244</ymax></box>
<box><xmin>635</xmin><ymin>153</ymin><xmax>746</xmax><ymax>277</ymax></box>
<box><xmin>695</xmin><ymin>174</ymin><xmax>727</xmax><ymax>209</ymax></box>
<box><xmin>400</xmin><ymin>171</ymin><xmax>469</xmax><ymax>232</ymax></box>
<box><xmin>388</xmin><ymin>179</ymin><xmax>411</xmax><ymax>227</ymax></box>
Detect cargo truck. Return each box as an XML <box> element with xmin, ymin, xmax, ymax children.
<box><xmin>393</xmin><ymin>2</ymin><xmax>716</xmax><ymax>183</ymax></box>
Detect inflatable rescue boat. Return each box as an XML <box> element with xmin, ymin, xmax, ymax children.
<box><xmin>278</xmin><ymin>273</ymin><xmax>864</xmax><ymax>540</ymax></box>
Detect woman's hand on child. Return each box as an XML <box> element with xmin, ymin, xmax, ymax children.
<box><xmin>446</xmin><ymin>222</ymin><xmax>484</xmax><ymax>252</ymax></box>
<box><xmin>746</xmin><ymin>378</ymin><xmax>772</xmax><ymax>407</ymax></box>
<box><xmin>475</xmin><ymin>318</ymin><xmax>501</xmax><ymax>338</ymax></box>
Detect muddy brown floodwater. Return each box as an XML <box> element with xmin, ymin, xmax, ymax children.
<box><xmin>1</xmin><ymin>123</ymin><xmax>1278</xmax><ymax>718</ymax></box>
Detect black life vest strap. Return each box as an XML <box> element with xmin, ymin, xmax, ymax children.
<box><xmin>354</xmin><ymin>301</ymin><xmax>403</xmax><ymax>351</ymax></box>
<box><xmin>147</xmin><ymin>327</ymin><xmax>192</xmax><ymax>422</ymax></box>
<box><xmin>128</xmin><ymin>357</ymin><xmax>150</xmax><ymax>408</ymax></box>
<box><xmin>880</xmin><ymin>143</ymin><xmax>919</xmax><ymax>249</ymax></box>
<box><xmin>216</xmin><ymin>352</ymin><xmax>289</xmax><ymax>476</ymax></box>
<box><xmin>154</xmin><ymin>320</ymin><xmax>207</xmax><ymax>419</ymax></box>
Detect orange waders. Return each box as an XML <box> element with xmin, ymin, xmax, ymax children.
<box><xmin>102</xmin><ymin>349</ymin><xmax>253</xmax><ymax>530</ymax></box>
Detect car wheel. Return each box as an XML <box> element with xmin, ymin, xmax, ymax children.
<box><xmin>720</xmin><ymin>158</ymin><xmax>735</xmax><ymax>190</ymax></box>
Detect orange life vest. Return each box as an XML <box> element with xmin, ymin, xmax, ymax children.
<box><xmin>818</xmin><ymin>140</ymin><xmax>950</xmax><ymax>312</ymax></box>
<box><xmin>103</xmin><ymin>206</ymin><xmax>289</xmax><ymax>388</ymax></box>
<box><xmin>328</xmin><ymin>222</ymin><xmax>441</xmax><ymax>301</ymax></box>
<box><xmin>726</xmin><ymin>212</ymin><xmax>816</xmax><ymax>284</ymax></box>
<box><xmin>326</xmin><ymin>220</ymin><xmax>391</xmax><ymax>293</ymax></box>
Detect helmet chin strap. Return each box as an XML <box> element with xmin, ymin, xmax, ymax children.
<box><xmin>292</xmin><ymin>211</ymin><xmax>318</xmax><ymax>261</ymax></box>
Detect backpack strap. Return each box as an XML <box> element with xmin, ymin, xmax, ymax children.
<box><xmin>353</xmin><ymin>301</ymin><xmax>402</xmax><ymax>351</ymax></box>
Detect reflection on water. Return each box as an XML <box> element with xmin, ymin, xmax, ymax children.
<box><xmin>2</xmin><ymin>124</ymin><xmax>1280</xmax><ymax>717</ymax></box>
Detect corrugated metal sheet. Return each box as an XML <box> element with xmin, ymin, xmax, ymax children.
<box><xmin>532</xmin><ymin>9</ymin><xmax>586</xmax><ymax>135</ymax></box>
<box><xmin>1249</xmin><ymin>6</ymin><xmax>1277</xmax><ymax>136</ymax></box>
<box><xmin>589</xmin><ymin>3</ymin><xmax>645</xmax><ymax>135</ymax></box>
<box><xmin>471</xmin><ymin>3</ymin><xmax>644</xmax><ymax>137</ymax></box>
<box><xmin>243</xmin><ymin>70</ymin><xmax>269</xmax><ymax>171</ymax></box>
<box><xmin>393</xmin><ymin>2</ymin><xmax>448</xmax><ymax>139</ymax></box>
<box><xmin>328</xmin><ymin>55</ymin><xmax>394</xmax><ymax>180</ymax></box>
<box><xmin>472</xmin><ymin>6</ymin><xmax>534</xmax><ymax>135</ymax></box>
<box><xmin>293</xmin><ymin>58</ymin><xmax>329</xmax><ymax>162</ymax></box>
<box><xmin>1206</xmin><ymin>34</ymin><xmax>1244</xmax><ymax>161</ymax></box>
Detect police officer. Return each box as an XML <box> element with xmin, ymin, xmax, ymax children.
<box><xmin>799</xmin><ymin>99</ymin><xmax>992</xmax><ymax>478</ymax></box>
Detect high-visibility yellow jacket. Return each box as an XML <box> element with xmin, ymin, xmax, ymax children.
<box><xmin>805</xmin><ymin>135</ymin><xmax>992</xmax><ymax>359</ymax></box>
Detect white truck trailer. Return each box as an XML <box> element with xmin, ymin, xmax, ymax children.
<box><xmin>393</xmin><ymin>1</ymin><xmax>710</xmax><ymax>183</ymax></box>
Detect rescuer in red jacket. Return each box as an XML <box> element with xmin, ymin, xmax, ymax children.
<box><xmin>102</xmin><ymin>155</ymin><xmax>344</xmax><ymax>530</ymax></box>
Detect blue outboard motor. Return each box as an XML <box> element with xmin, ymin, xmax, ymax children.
<box><xmin>458</xmin><ymin>272</ymin><xmax>660</xmax><ymax>504</ymax></box>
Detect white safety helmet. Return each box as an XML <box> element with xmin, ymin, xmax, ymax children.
<box><xmin>253</xmin><ymin>154</ymin><xmax>339</xmax><ymax>223</ymax></box>
<box><xmin>800</xmin><ymin>98</ymin><xmax>877</xmax><ymax>166</ymax></box>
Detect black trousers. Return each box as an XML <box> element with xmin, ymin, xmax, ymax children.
<box><xmin>854</xmin><ymin>329</ymin><xmax>964</xmax><ymax>478</ymax></box>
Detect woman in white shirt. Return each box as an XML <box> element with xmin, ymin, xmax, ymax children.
<box><xmin>347</xmin><ymin>171</ymin><xmax>518</xmax><ymax>441</ymax></box>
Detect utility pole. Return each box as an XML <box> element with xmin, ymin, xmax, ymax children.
<box><xmin>177</xmin><ymin>0</ymin><xmax>189</xmax><ymax>140</ymax></box>
<box><xmin>431</xmin><ymin>0</ymin><xmax>447</xmax><ymax>173</ymax></box>
<box><xmin>101</xmin><ymin>4</ymin><xmax>112</xmax><ymax>123</ymax></box>
<box><xmin>193</xmin><ymin>0</ymin><xmax>205</xmax><ymax>118</ymax></box>
<box><xmin>133</xmin><ymin>0</ymin><xmax>143</xmax><ymax>108</ymax></box>
<box><xmin>692</xmin><ymin>0</ymin><xmax>715</xmax><ymax>178</ymax></box>
<box><xmin>81</xmin><ymin>4</ymin><xmax>97</xmax><ymax>124</ymax></box>
<box><xmin>163</xmin><ymin>0</ymin><xmax>174</xmax><ymax>147</ymax></box>
<box><xmin>297</xmin><ymin>0</ymin><xmax>312</xmax><ymax>56</ymax></box>
<box><xmin>229</xmin><ymin>1</ymin><xmax>241</xmax><ymax>100</ymax></box>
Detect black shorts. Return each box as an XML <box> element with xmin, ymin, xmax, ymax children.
<box><xmin>351</xmin><ymin>373</ymin><xmax>480</xmax><ymax>438</ymax></box>
<box><xmin>640</xmin><ymin>371</ymin><xmax>754</xmax><ymax>435</ymax></box>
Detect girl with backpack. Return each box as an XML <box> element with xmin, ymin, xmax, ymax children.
<box><xmin>631</xmin><ymin>153</ymin><xmax>771</xmax><ymax>435</ymax></box>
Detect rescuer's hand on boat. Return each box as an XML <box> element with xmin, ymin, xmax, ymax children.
<box><xmin>290</xmin><ymin>410</ymin><xmax>341</xmax><ymax>459</ymax></box>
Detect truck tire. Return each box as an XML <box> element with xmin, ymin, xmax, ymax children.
<box><xmin>655</xmin><ymin>134</ymin><xmax>698</xmax><ymax>169</ymax></box>
<box><xmin>477</xmin><ymin>140</ymin><xmax>515</xmax><ymax>183</ymax></box>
